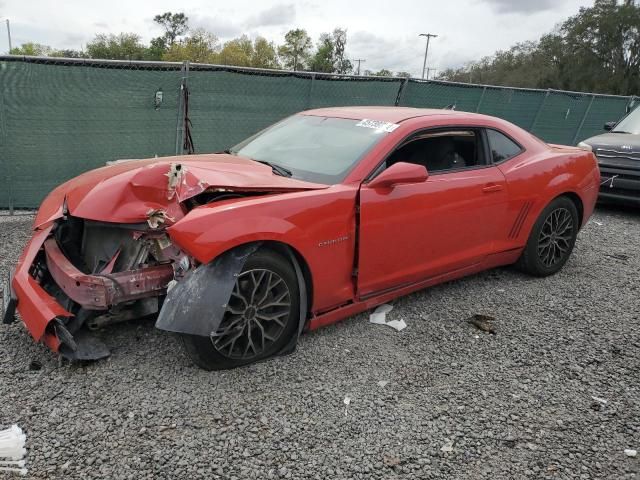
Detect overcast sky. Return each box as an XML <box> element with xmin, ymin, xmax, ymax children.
<box><xmin>1</xmin><ymin>0</ymin><xmax>592</xmax><ymax>76</ymax></box>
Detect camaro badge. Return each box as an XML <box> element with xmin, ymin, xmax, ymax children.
<box><xmin>318</xmin><ymin>235</ymin><xmax>350</xmax><ymax>247</ymax></box>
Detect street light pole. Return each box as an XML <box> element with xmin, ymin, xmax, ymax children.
<box><xmin>419</xmin><ymin>33</ymin><xmax>438</xmax><ymax>80</ymax></box>
<box><xmin>6</xmin><ymin>19</ymin><xmax>12</xmax><ymax>52</ymax></box>
<box><xmin>0</xmin><ymin>18</ymin><xmax>11</xmax><ymax>53</ymax></box>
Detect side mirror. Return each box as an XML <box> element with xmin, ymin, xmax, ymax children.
<box><xmin>604</xmin><ymin>121</ymin><xmax>617</xmax><ymax>131</ymax></box>
<box><xmin>367</xmin><ymin>162</ymin><xmax>429</xmax><ymax>189</ymax></box>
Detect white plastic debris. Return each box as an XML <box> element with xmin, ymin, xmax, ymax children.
<box><xmin>377</xmin><ymin>380</ymin><xmax>389</xmax><ymax>388</ymax></box>
<box><xmin>594</xmin><ymin>221</ymin><xmax>603</xmax><ymax>226</ymax></box>
<box><xmin>343</xmin><ymin>396</ymin><xmax>351</xmax><ymax>416</ymax></box>
<box><xmin>0</xmin><ymin>425</ymin><xmax>26</xmax><ymax>461</ymax></box>
<box><xmin>0</xmin><ymin>425</ymin><xmax>27</xmax><ymax>476</ymax></box>
<box><xmin>624</xmin><ymin>449</ymin><xmax>637</xmax><ymax>458</ymax></box>
<box><xmin>369</xmin><ymin>305</ymin><xmax>407</xmax><ymax>331</ymax></box>
<box><xmin>369</xmin><ymin>304</ymin><xmax>393</xmax><ymax>324</ymax></box>
<box><xmin>591</xmin><ymin>396</ymin><xmax>608</xmax><ymax>405</ymax></box>
<box><xmin>440</xmin><ymin>440</ymin><xmax>454</xmax><ymax>453</ymax></box>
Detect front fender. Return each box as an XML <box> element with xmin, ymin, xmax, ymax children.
<box><xmin>168</xmin><ymin>211</ymin><xmax>311</xmax><ymax>265</ymax></box>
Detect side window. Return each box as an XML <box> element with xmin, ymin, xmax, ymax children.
<box><xmin>386</xmin><ymin>129</ymin><xmax>486</xmax><ymax>174</ymax></box>
<box><xmin>486</xmin><ymin>129</ymin><xmax>523</xmax><ymax>163</ymax></box>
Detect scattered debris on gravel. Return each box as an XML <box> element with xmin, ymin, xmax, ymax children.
<box><xmin>1</xmin><ymin>205</ymin><xmax>639</xmax><ymax>479</ymax></box>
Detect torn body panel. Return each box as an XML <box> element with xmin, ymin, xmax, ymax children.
<box><xmin>155</xmin><ymin>243</ymin><xmax>259</xmax><ymax>337</ymax></box>
<box><xmin>10</xmin><ymin>155</ymin><xmax>327</xmax><ymax>361</ymax></box>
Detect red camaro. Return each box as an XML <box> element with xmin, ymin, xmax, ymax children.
<box><xmin>2</xmin><ymin>107</ymin><xmax>600</xmax><ymax>370</ymax></box>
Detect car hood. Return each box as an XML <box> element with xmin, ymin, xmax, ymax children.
<box><xmin>583</xmin><ymin>132</ymin><xmax>640</xmax><ymax>155</ymax></box>
<box><xmin>34</xmin><ymin>153</ymin><xmax>328</xmax><ymax>228</ymax></box>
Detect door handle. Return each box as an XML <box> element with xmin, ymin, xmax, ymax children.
<box><xmin>482</xmin><ymin>184</ymin><xmax>504</xmax><ymax>193</ymax></box>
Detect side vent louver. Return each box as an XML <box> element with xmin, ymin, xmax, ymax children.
<box><xmin>509</xmin><ymin>201</ymin><xmax>533</xmax><ymax>239</ymax></box>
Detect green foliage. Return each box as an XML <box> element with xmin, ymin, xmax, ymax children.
<box><xmin>251</xmin><ymin>37</ymin><xmax>279</xmax><ymax>69</ymax></box>
<box><xmin>439</xmin><ymin>0</ymin><xmax>640</xmax><ymax>95</ymax></box>
<box><xmin>278</xmin><ymin>29</ymin><xmax>313</xmax><ymax>71</ymax></box>
<box><xmin>10</xmin><ymin>43</ymin><xmax>52</xmax><ymax>56</ymax></box>
<box><xmin>86</xmin><ymin>33</ymin><xmax>147</xmax><ymax>60</ymax></box>
<box><xmin>218</xmin><ymin>35</ymin><xmax>254</xmax><ymax>67</ymax></box>
<box><xmin>162</xmin><ymin>29</ymin><xmax>219</xmax><ymax>63</ymax></box>
<box><xmin>153</xmin><ymin>12</ymin><xmax>189</xmax><ymax>46</ymax></box>
<box><xmin>308</xmin><ymin>28</ymin><xmax>353</xmax><ymax>74</ymax></box>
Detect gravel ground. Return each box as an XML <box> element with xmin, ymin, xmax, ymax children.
<box><xmin>0</xmin><ymin>206</ymin><xmax>639</xmax><ymax>480</ymax></box>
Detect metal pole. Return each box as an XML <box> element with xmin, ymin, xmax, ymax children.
<box><xmin>530</xmin><ymin>90</ymin><xmax>550</xmax><ymax>133</ymax></box>
<box><xmin>420</xmin><ymin>33</ymin><xmax>437</xmax><ymax>80</ymax></box>
<box><xmin>572</xmin><ymin>94</ymin><xmax>595</xmax><ymax>145</ymax></box>
<box><xmin>174</xmin><ymin>62</ymin><xmax>186</xmax><ymax>155</ymax></box>
<box><xmin>475</xmin><ymin>86</ymin><xmax>487</xmax><ymax>113</ymax></box>
<box><xmin>5</xmin><ymin>20</ymin><xmax>11</xmax><ymax>53</ymax></box>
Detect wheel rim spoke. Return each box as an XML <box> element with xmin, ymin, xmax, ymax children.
<box><xmin>210</xmin><ymin>267</ymin><xmax>291</xmax><ymax>360</ymax></box>
<box><xmin>537</xmin><ymin>207</ymin><xmax>574</xmax><ymax>267</ymax></box>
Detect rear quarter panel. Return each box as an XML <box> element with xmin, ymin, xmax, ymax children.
<box><xmin>167</xmin><ymin>185</ymin><xmax>359</xmax><ymax>313</ymax></box>
<box><xmin>496</xmin><ymin>146</ymin><xmax>599</xmax><ymax>252</ymax></box>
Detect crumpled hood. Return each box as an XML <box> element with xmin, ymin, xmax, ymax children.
<box><xmin>34</xmin><ymin>153</ymin><xmax>327</xmax><ymax>228</ymax></box>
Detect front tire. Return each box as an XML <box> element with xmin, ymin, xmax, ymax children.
<box><xmin>516</xmin><ymin>196</ymin><xmax>579</xmax><ymax>277</ymax></box>
<box><xmin>181</xmin><ymin>249</ymin><xmax>300</xmax><ymax>370</ymax></box>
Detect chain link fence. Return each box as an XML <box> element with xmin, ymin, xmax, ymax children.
<box><xmin>0</xmin><ymin>56</ymin><xmax>636</xmax><ymax>210</ymax></box>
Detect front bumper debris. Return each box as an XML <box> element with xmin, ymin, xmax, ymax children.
<box><xmin>2</xmin><ymin>271</ymin><xmax>17</xmax><ymax>325</ymax></box>
<box><xmin>43</xmin><ymin>238</ymin><xmax>174</xmax><ymax>310</ymax></box>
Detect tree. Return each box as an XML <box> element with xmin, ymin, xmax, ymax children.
<box><xmin>218</xmin><ymin>35</ymin><xmax>254</xmax><ymax>67</ymax></box>
<box><xmin>86</xmin><ymin>33</ymin><xmax>147</xmax><ymax>60</ymax></box>
<box><xmin>333</xmin><ymin>28</ymin><xmax>352</xmax><ymax>74</ymax></box>
<box><xmin>162</xmin><ymin>29</ymin><xmax>219</xmax><ymax>63</ymax></box>
<box><xmin>438</xmin><ymin>0</ymin><xmax>640</xmax><ymax>95</ymax></box>
<box><xmin>395</xmin><ymin>71</ymin><xmax>412</xmax><ymax>78</ymax></box>
<box><xmin>252</xmin><ymin>37</ymin><xmax>279</xmax><ymax>68</ymax></box>
<box><xmin>309</xmin><ymin>33</ymin><xmax>335</xmax><ymax>73</ymax></box>
<box><xmin>278</xmin><ymin>29</ymin><xmax>312</xmax><ymax>70</ymax></box>
<box><xmin>153</xmin><ymin>12</ymin><xmax>189</xmax><ymax>46</ymax></box>
<box><xmin>145</xmin><ymin>37</ymin><xmax>168</xmax><ymax>61</ymax></box>
<box><xmin>371</xmin><ymin>69</ymin><xmax>393</xmax><ymax>77</ymax></box>
<box><xmin>10</xmin><ymin>43</ymin><xmax>52</xmax><ymax>56</ymax></box>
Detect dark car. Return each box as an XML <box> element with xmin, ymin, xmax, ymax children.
<box><xmin>580</xmin><ymin>107</ymin><xmax>640</xmax><ymax>205</ymax></box>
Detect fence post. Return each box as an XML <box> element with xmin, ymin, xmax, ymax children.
<box><xmin>174</xmin><ymin>61</ymin><xmax>189</xmax><ymax>155</ymax></box>
<box><xmin>571</xmin><ymin>94</ymin><xmax>595</xmax><ymax>145</ymax></box>
<box><xmin>0</xmin><ymin>72</ymin><xmax>14</xmax><ymax>214</ymax></box>
<box><xmin>530</xmin><ymin>89</ymin><xmax>550</xmax><ymax>133</ymax></box>
<box><xmin>475</xmin><ymin>86</ymin><xmax>487</xmax><ymax>113</ymax></box>
<box><xmin>395</xmin><ymin>78</ymin><xmax>409</xmax><ymax>106</ymax></box>
<box><xmin>307</xmin><ymin>73</ymin><xmax>316</xmax><ymax>109</ymax></box>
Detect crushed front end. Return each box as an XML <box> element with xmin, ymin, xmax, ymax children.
<box><xmin>4</xmin><ymin>215</ymin><xmax>188</xmax><ymax>360</ymax></box>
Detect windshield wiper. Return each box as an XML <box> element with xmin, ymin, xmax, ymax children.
<box><xmin>612</xmin><ymin>130</ymin><xmax>633</xmax><ymax>134</ymax></box>
<box><xmin>254</xmin><ymin>160</ymin><xmax>292</xmax><ymax>177</ymax></box>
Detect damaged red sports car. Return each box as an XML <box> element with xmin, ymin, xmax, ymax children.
<box><xmin>2</xmin><ymin>107</ymin><xmax>600</xmax><ymax>370</ymax></box>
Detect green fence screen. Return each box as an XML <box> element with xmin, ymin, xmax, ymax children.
<box><xmin>0</xmin><ymin>56</ymin><xmax>636</xmax><ymax>209</ymax></box>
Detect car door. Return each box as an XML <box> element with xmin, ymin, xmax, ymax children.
<box><xmin>357</xmin><ymin>127</ymin><xmax>509</xmax><ymax>297</ymax></box>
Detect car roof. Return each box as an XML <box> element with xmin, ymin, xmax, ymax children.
<box><xmin>301</xmin><ymin>106</ymin><xmax>474</xmax><ymax>123</ymax></box>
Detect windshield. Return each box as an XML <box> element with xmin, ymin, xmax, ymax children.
<box><xmin>230</xmin><ymin>115</ymin><xmax>392</xmax><ymax>184</ymax></box>
<box><xmin>613</xmin><ymin>107</ymin><xmax>640</xmax><ymax>134</ymax></box>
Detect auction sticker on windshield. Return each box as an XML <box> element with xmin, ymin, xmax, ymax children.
<box><xmin>356</xmin><ymin>119</ymin><xmax>400</xmax><ymax>133</ymax></box>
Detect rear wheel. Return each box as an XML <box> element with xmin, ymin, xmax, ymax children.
<box><xmin>516</xmin><ymin>196</ymin><xmax>579</xmax><ymax>277</ymax></box>
<box><xmin>181</xmin><ymin>249</ymin><xmax>300</xmax><ymax>370</ymax></box>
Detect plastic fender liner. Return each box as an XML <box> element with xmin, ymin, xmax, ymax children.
<box><xmin>277</xmin><ymin>248</ymin><xmax>308</xmax><ymax>356</ymax></box>
<box><xmin>155</xmin><ymin>243</ymin><xmax>261</xmax><ymax>337</ymax></box>
<box><xmin>155</xmin><ymin>242</ymin><xmax>308</xmax><ymax>360</ymax></box>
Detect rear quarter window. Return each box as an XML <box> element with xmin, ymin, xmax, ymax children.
<box><xmin>486</xmin><ymin>129</ymin><xmax>523</xmax><ymax>163</ymax></box>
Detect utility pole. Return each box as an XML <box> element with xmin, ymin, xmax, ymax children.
<box><xmin>419</xmin><ymin>33</ymin><xmax>438</xmax><ymax>80</ymax></box>
<box><xmin>0</xmin><ymin>18</ymin><xmax>11</xmax><ymax>53</ymax></box>
<box><xmin>426</xmin><ymin>67</ymin><xmax>437</xmax><ymax>80</ymax></box>
<box><xmin>353</xmin><ymin>58</ymin><xmax>366</xmax><ymax>76</ymax></box>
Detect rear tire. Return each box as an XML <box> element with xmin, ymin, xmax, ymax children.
<box><xmin>181</xmin><ymin>249</ymin><xmax>300</xmax><ymax>370</ymax></box>
<box><xmin>515</xmin><ymin>196</ymin><xmax>579</xmax><ymax>277</ymax></box>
